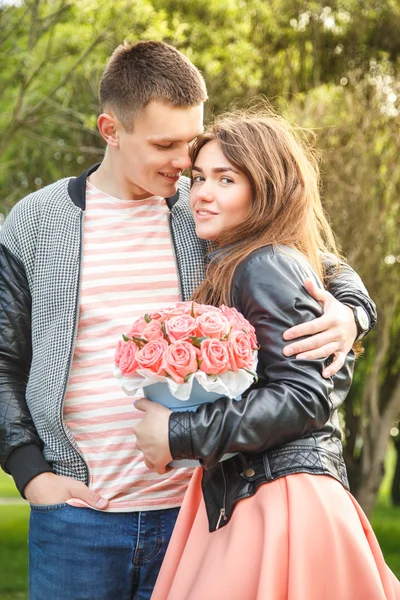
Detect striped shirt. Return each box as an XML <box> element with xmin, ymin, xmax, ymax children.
<box><xmin>63</xmin><ymin>182</ymin><xmax>194</xmax><ymax>511</ymax></box>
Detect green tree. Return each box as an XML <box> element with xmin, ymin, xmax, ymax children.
<box><xmin>285</xmin><ymin>77</ymin><xmax>400</xmax><ymax>515</ymax></box>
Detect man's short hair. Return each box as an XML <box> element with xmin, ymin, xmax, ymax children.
<box><xmin>99</xmin><ymin>40</ymin><xmax>208</xmax><ymax>131</ymax></box>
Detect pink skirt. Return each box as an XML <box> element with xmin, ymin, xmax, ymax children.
<box><xmin>152</xmin><ymin>468</ymin><xmax>400</xmax><ymax>600</ymax></box>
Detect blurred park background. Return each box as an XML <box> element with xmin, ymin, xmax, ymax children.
<box><xmin>0</xmin><ymin>0</ymin><xmax>399</xmax><ymax>597</ymax></box>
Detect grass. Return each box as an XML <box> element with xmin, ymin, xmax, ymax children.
<box><xmin>371</xmin><ymin>506</ymin><xmax>400</xmax><ymax>578</ymax></box>
<box><xmin>0</xmin><ymin>471</ymin><xmax>20</xmax><ymax>498</ymax></box>
<box><xmin>371</xmin><ymin>441</ymin><xmax>400</xmax><ymax>576</ymax></box>
<box><xmin>0</xmin><ymin>474</ymin><xmax>28</xmax><ymax>599</ymax></box>
<box><xmin>0</xmin><ymin>453</ymin><xmax>399</xmax><ymax>600</ymax></box>
<box><xmin>0</xmin><ymin>504</ymin><xmax>29</xmax><ymax>600</ymax></box>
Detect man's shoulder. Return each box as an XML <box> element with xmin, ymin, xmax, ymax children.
<box><xmin>10</xmin><ymin>177</ymin><xmax>72</xmax><ymax>214</ymax></box>
<box><xmin>1</xmin><ymin>177</ymin><xmax>76</xmax><ymax>246</ymax></box>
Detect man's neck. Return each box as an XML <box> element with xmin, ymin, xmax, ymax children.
<box><xmin>88</xmin><ymin>155</ymin><xmax>153</xmax><ymax>201</ymax></box>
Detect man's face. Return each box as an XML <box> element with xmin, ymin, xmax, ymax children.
<box><xmin>116</xmin><ymin>100</ymin><xmax>204</xmax><ymax>200</ymax></box>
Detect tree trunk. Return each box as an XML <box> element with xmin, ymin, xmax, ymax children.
<box><xmin>355</xmin><ymin>376</ymin><xmax>400</xmax><ymax>516</ymax></box>
<box><xmin>354</xmin><ymin>424</ymin><xmax>389</xmax><ymax>516</ymax></box>
<box><xmin>391</xmin><ymin>437</ymin><xmax>400</xmax><ymax>506</ymax></box>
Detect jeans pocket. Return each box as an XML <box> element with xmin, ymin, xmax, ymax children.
<box><xmin>30</xmin><ymin>502</ymin><xmax>69</xmax><ymax>511</ymax></box>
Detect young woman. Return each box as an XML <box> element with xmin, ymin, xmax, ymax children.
<box><xmin>134</xmin><ymin>108</ymin><xmax>400</xmax><ymax>600</ymax></box>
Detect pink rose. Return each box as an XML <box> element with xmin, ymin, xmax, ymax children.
<box><xmin>118</xmin><ymin>341</ymin><xmax>139</xmax><ymax>376</ymax></box>
<box><xmin>199</xmin><ymin>338</ymin><xmax>230</xmax><ymax>375</ymax></box>
<box><xmin>165</xmin><ymin>314</ymin><xmax>197</xmax><ymax>343</ymax></box>
<box><xmin>220</xmin><ymin>305</ymin><xmax>258</xmax><ymax>350</ymax></box>
<box><xmin>127</xmin><ymin>316</ymin><xmax>147</xmax><ymax>339</ymax></box>
<box><xmin>248</xmin><ymin>329</ymin><xmax>258</xmax><ymax>351</ymax></box>
<box><xmin>163</xmin><ymin>301</ymin><xmax>194</xmax><ymax>318</ymax></box>
<box><xmin>136</xmin><ymin>339</ymin><xmax>168</xmax><ymax>376</ymax></box>
<box><xmin>192</xmin><ymin>303</ymin><xmax>218</xmax><ymax>315</ymax></box>
<box><xmin>196</xmin><ymin>311</ymin><xmax>230</xmax><ymax>339</ymax></box>
<box><xmin>142</xmin><ymin>320</ymin><xmax>164</xmax><ymax>342</ymax></box>
<box><xmin>147</xmin><ymin>310</ymin><xmax>168</xmax><ymax>323</ymax></box>
<box><xmin>228</xmin><ymin>330</ymin><xmax>255</xmax><ymax>372</ymax></box>
<box><xmin>162</xmin><ymin>341</ymin><xmax>198</xmax><ymax>384</ymax></box>
<box><xmin>114</xmin><ymin>340</ymin><xmax>125</xmax><ymax>367</ymax></box>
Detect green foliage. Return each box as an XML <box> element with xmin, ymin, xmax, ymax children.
<box><xmin>377</xmin><ymin>440</ymin><xmax>396</xmax><ymax>507</ymax></box>
<box><xmin>1</xmin><ymin>0</ymin><xmax>400</xmax><ymax>213</ymax></box>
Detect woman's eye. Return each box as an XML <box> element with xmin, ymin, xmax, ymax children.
<box><xmin>191</xmin><ymin>175</ymin><xmax>204</xmax><ymax>183</ymax></box>
<box><xmin>221</xmin><ymin>177</ymin><xmax>233</xmax><ymax>184</ymax></box>
<box><xmin>156</xmin><ymin>143</ymin><xmax>172</xmax><ymax>149</ymax></box>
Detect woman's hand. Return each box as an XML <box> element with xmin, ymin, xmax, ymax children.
<box><xmin>133</xmin><ymin>399</ymin><xmax>173</xmax><ymax>474</ymax></box>
<box><xmin>283</xmin><ymin>278</ymin><xmax>358</xmax><ymax>378</ymax></box>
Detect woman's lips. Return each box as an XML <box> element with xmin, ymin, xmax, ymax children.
<box><xmin>195</xmin><ymin>209</ymin><xmax>218</xmax><ymax>220</ymax></box>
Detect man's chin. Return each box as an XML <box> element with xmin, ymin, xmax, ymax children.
<box><xmin>158</xmin><ymin>180</ymin><xmax>180</xmax><ymax>198</ymax></box>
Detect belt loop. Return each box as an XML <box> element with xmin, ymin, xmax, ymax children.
<box><xmin>262</xmin><ymin>453</ymin><xmax>273</xmax><ymax>480</ymax></box>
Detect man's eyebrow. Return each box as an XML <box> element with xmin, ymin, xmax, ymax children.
<box><xmin>192</xmin><ymin>165</ymin><xmax>240</xmax><ymax>174</ymax></box>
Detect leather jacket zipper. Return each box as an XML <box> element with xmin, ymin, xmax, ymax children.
<box><xmin>216</xmin><ymin>461</ymin><xmax>228</xmax><ymax>530</ymax></box>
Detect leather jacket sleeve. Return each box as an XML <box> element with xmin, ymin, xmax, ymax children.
<box><xmin>169</xmin><ymin>247</ymin><xmax>341</xmax><ymax>470</ymax></box>
<box><xmin>0</xmin><ymin>243</ymin><xmax>52</xmax><ymax>494</ymax></box>
<box><xmin>323</xmin><ymin>253</ymin><xmax>376</xmax><ymax>331</ymax></box>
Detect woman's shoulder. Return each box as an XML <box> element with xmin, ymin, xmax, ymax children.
<box><xmin>235</xmin><ymin>244</ymin><xmax>320</xmax><ymax>284</ymax></box>
<box><xmin>232</xmin><ymin>244</ymin><xmax>323</xmax><ymax>314</ymax></box>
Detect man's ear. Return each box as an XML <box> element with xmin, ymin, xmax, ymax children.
<box><xmin>97</xmin><ymin>112</ymin><xmax>120</xmax><ymax>147</ymax></box>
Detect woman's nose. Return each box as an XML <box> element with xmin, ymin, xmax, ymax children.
<box><xmin>198</xmin><ymin>188</ymin><xmax>214</xmax><ymax>202</ymax></box>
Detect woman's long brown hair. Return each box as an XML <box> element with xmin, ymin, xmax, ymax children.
<box><xmin>190</xmin><ymin>105</ymin><xmax>340</xmax><ymax>306</ymax></box>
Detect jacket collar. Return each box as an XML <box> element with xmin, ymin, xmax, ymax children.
<box><xmin>67</xmin><ymin>163</ymin><xmax>180</xmax><ymax>211</ymax></box>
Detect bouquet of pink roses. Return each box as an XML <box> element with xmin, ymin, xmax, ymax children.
<box><xmin>114</xmin><ymin>301</ymin><xmax>258</xmax><ymax>402</ymax></box>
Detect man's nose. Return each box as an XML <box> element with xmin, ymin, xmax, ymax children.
<box><xmin>172</xmin><ymin>150</ymin><xmax>191</xmax><ymax>171</ymax></box>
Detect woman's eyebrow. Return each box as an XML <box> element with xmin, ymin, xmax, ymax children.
<box><xmin>192</xmin><ymin>165</ymin><xmax>240</xmax><ymax>174</ymax></box>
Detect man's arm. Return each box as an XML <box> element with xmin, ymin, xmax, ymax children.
<box><xmin>283</xmin><ymin>256</ymin><xmax>376</xmax><ymax>377</ymax></box>
<box><xmin>324</xmin><ymin>255</ymin><xmax>376</xmax><ymax>329</ymax></box>
<box><xmin>0</xmin><ymin>243</ymin><xmax>53</xmax><ymax>494</ymax></box>
<box><xmin>0</xmin><ymin>230</ymin><xmax>109</xmax><ymax>508</ymax></box>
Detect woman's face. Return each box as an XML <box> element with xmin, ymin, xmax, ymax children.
<box><xmin>190</xmin><ymin>141</ymin><xmax>253</xmax><ymax>241</ymax></box>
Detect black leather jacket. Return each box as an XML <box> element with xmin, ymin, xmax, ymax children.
<box><xmin>169</xmin><ymin>246</ymin><xmax>353</xmax><ymax>532</ymax></box>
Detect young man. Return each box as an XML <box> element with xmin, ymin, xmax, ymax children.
<box><xmin>0</xmin><ymin>41</ymin><xmax>375</xmax><ymax>600</ymax></box>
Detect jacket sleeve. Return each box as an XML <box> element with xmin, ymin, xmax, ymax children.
<box><xmin>0</xmin><ymin>243</ymin><xmax>52</xmax><ymax>495</ymax></box>
<box><xmin>323</xmin><ymin>253</ymin><xmax>377</xmax><ymax>331</ymax></box>
<box><xmin>169</xmin><ymin>249</ymin><xmax>347</xmax><ymax>470</ymax></box>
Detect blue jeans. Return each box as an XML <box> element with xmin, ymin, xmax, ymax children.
<box><xmin>29</xmin><ymin>504</ymin><xmax>179</xmax><ymax>600</ymax></box>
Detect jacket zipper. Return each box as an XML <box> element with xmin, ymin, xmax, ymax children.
<box><xmin>59</xmin><ymin>210</ymin><xmax>90</xmax><ymax>485</ymax></box>
<box><xmin>216</xmin><ymin>461</ymin><xmax>228</xmax><ymax>530</ymax></box>
<box><xmin>168</xmin><ymin>209</ymin><xmax>184</xmax><ymax>300</ymax></box>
